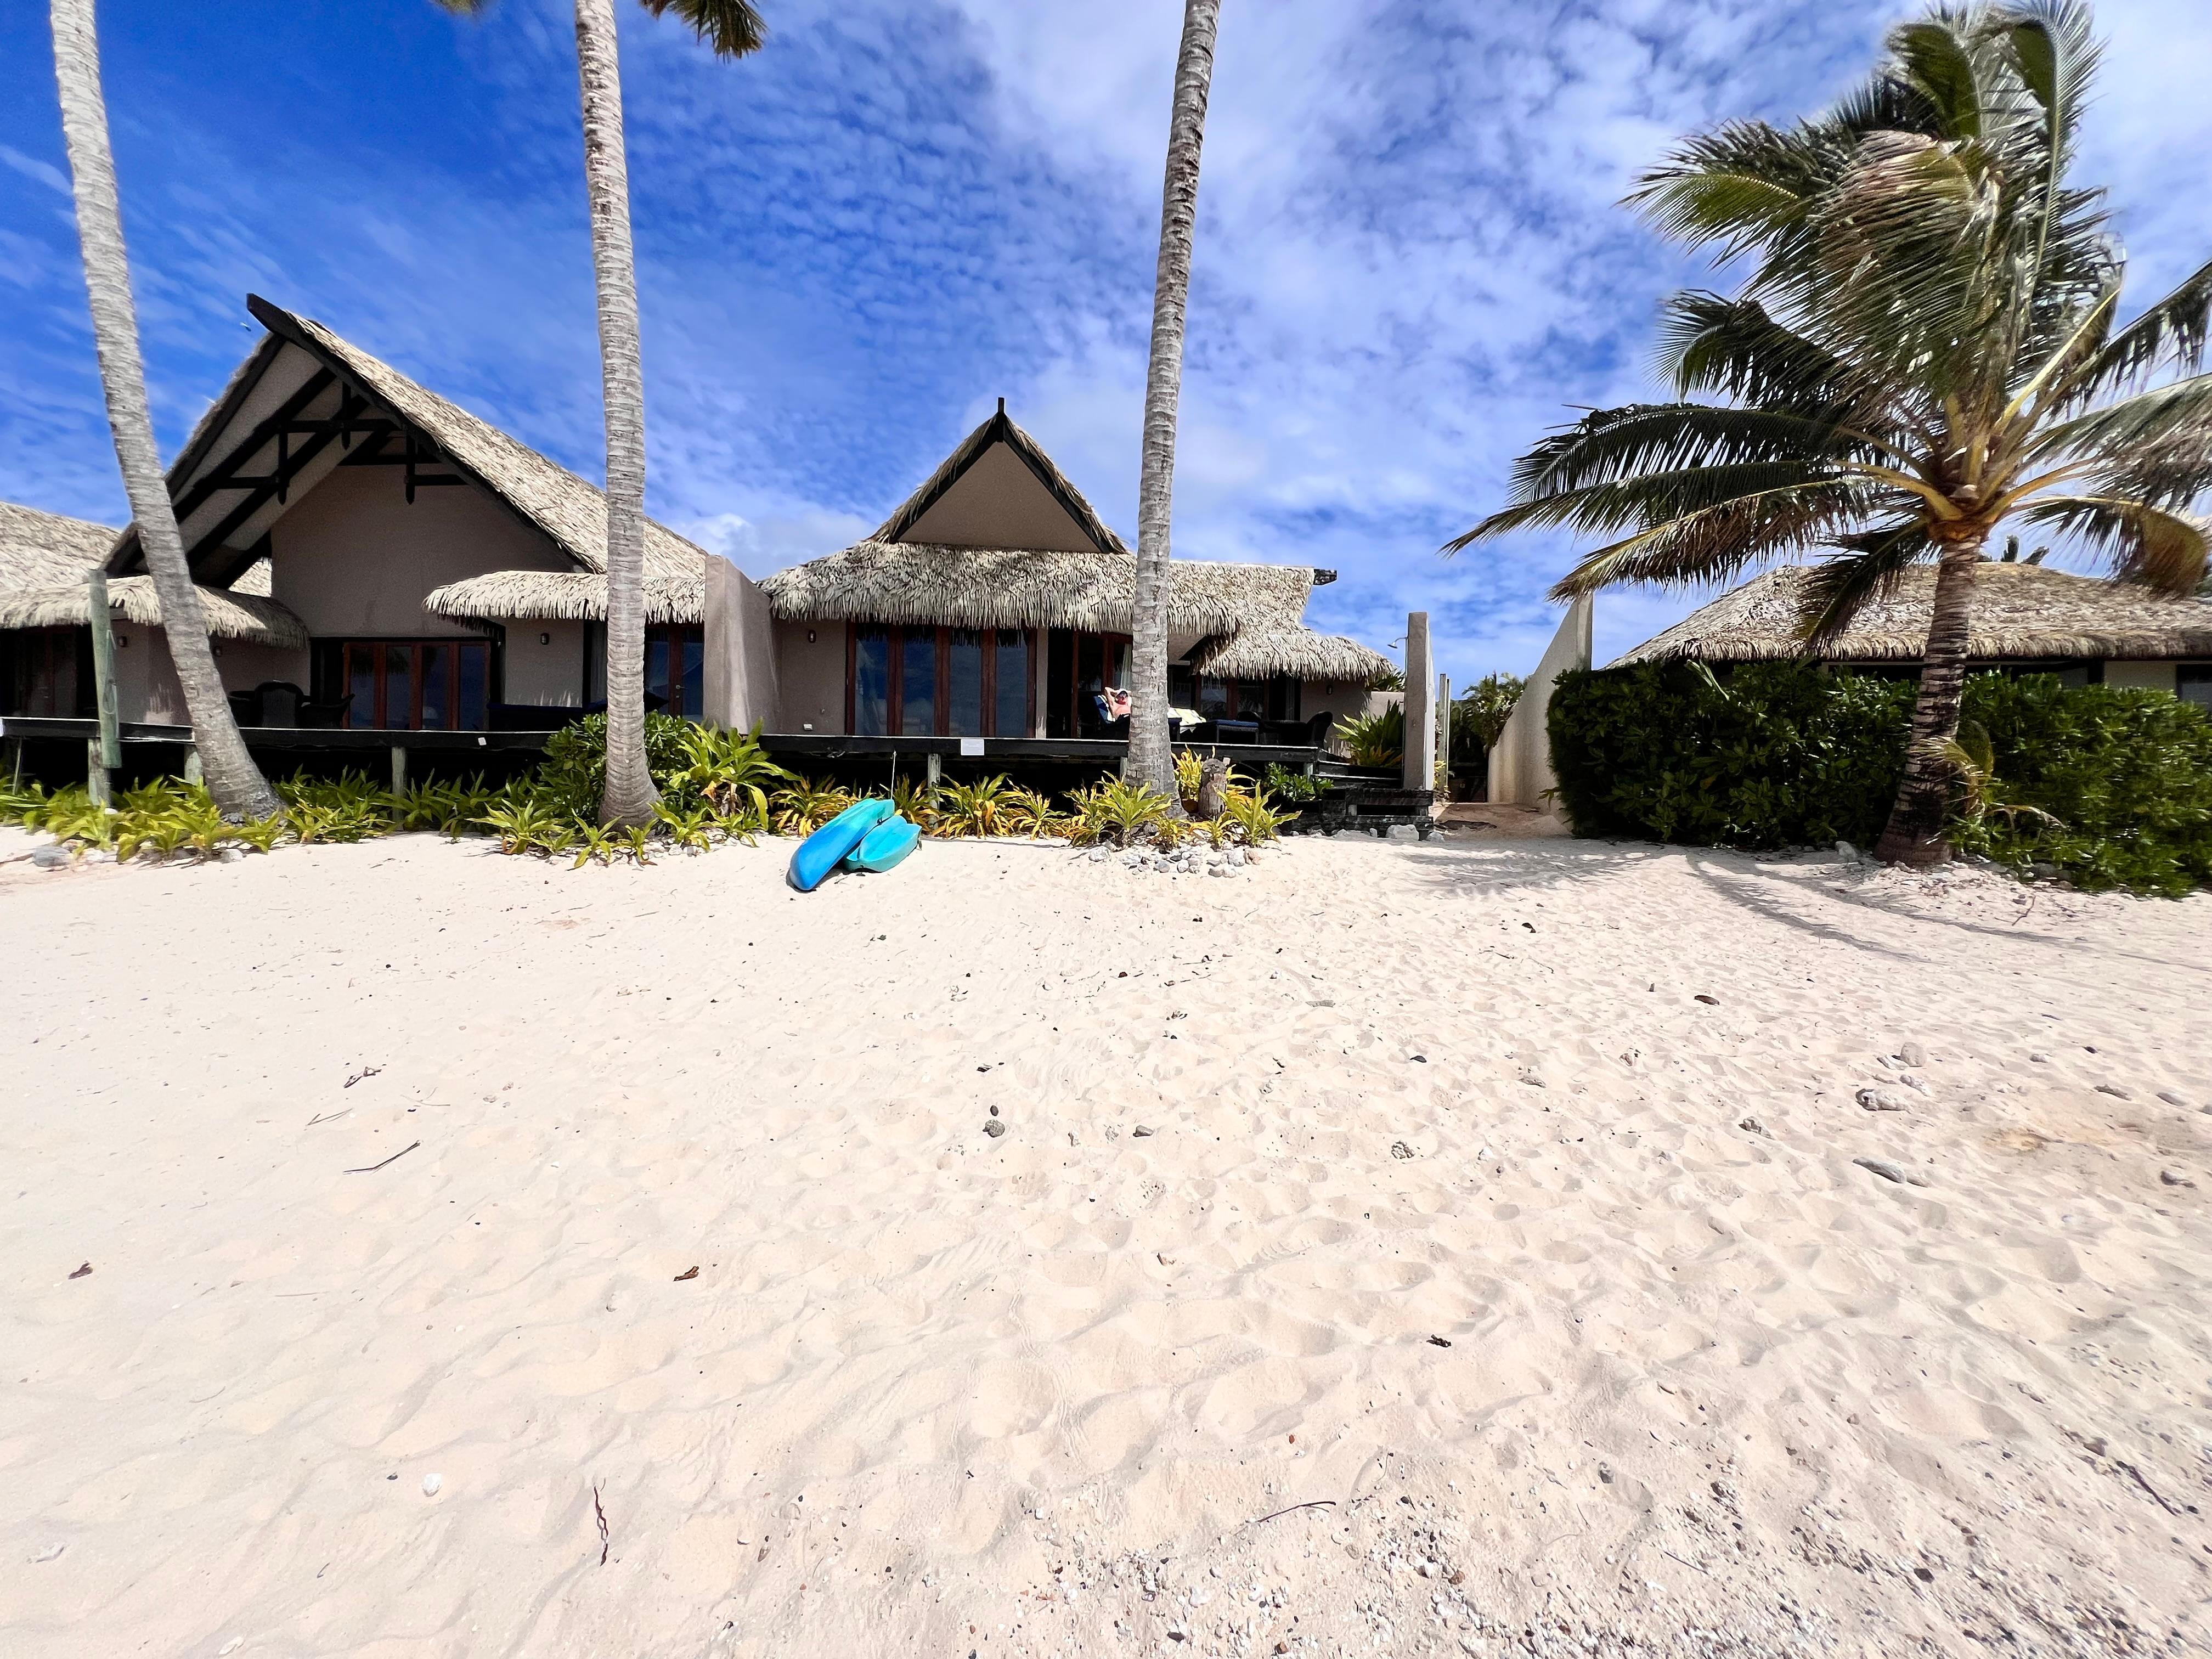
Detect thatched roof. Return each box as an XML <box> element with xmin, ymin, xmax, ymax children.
<box><xmin>425</xmin><ymin>568</ymin><xmax>704</xmax><ymax>625</ymax></box>
<box><xmin>0</xmin><ymin>574</ymin><xmax>308</xmax><ymax>648</ymax></box>
<box><xmin>1614</xmin><ymin>562</ymin><xmax>2212</xmax><ymax>666</ymax></box>
<box><xmin>1188</xmin><ymin>625</ymin><xmax>1393</xmax><ymax>682</ymax></box>
<box><xmin>761</xmin><ymin>540</ymin><xmax>1296</xmax><ymax>631</ymax></box>
<box><xmin>874</xmin><ymin>405</ymin><xmax>1124</xmax><ymax>552</ymax></box>
<box><xmin>2</xmin><ymin>501</ymin><xmax>118</xmax><ymax>594</ymax></box>
<box><xmin>110</xmin><ymin>296</ymin><xmax>703</xmax><ymax>586</ymax></box>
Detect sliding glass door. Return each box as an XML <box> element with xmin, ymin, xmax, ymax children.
<box><xmin>849</xmin><ymin>625</ymin><xmax>1034</xmax><ymax>737</ymax></box>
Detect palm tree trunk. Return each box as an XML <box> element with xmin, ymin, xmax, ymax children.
<box><xmin>1872</xmin><ymin>537</ymin><xmax>1985</xmax><ymax>866</ymax></box>
<box><xmin>49</xmin><ymin>0</ymin><xmax>279</xmax><ymax>822</ymax></box>
<box><xmin>1126</xmin><ymin>0</ymin><xmax>1222</xmax><ymax>803</ymax></box>
<box><xmin>574</xmin><ymin>0</ymin><xmax>658</xmax><ymax>828</ymax></box>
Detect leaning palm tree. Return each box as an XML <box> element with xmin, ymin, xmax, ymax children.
<box><xmin>1126</xmin><ymin>0</ymin><xmax>1224</xmax><ymax>805</ymax></box>
<box><xmin>1449</xmin><ymin>0</ymin><xmax>2210</xmax><ymax>866</ymax></box>
<box><xmin>432</xmin><ymin>0</ymin><xmax>765</xmax><ymax>827</ymax></box>
<box><xmin>48</xmin><ymin>0</ymin><xmax>280</xmax><ymax>821</ymax></box>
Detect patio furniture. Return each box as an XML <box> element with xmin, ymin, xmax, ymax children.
<box><xmin>253</xmin><ymin>681</ymin><xmax>303</xmax><ymax>727</ymax></box>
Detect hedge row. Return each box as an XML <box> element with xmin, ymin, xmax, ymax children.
<box><xmin>1546</xmin><ymin>662</ymin><xmax>2212</xmax><ymax>895</ymax></box>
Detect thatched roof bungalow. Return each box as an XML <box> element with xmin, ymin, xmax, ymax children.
<box><xmin>753</xmin><ymin>404</ymin><xmax>1390</xmax><ymax>741</ymax></box>
<box><xmin>1614</xmin><ymin>562</ymin><xmax>2212</xmax><ymax>704</ymax></box>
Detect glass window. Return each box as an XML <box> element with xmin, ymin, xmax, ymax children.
<box><xmin>1197</xmin><ymin>677</ymin><xmax>1229</xmax><ymax>718</ymax></box>
<box><xmin>900</xmin><ymin>627</ymin><xmax>938</xmax><ymax>735</ymax></box>
<box><xmin>949</xmin><ymin>629</ymin><xmax>985</xmax><ymax>737</ymax></box>
<box><xmin>2180</xmin><ymin>666</ymin><xmax>2212</xmax><ymax>710</ymax></box>
<box><xmin>994</xmin><ymin>630</ymin><xmax>1030</xmax><ymax>737</ymax></box>
<box><xmin>419</xmin><ymin>643</ymin><xmax>449</xmax><ymax>730</ymax></box>
<box><xmin>457</xmin><ymin>641</ymin><xmax>488</xmax><ymax>730</ymax></box>
<box><xmin>853</xmin><ymin>627</ymin><xmax>890</xmax><ymax>735</ymax></box>
<box><xmin>347</xmin><ymin>647</ymin><xmax>376</xmax><ymax>728</ymax></box>
<box><xmin>646</xmin><ymin>635</ymin><xmax>672</xmax><ymax>712</ymax></box>
<box><xmin>680</xmin><ymin>633</ymin><xmax>704</xmax><ymax>719</ymax></box>
<box><xmin>383</xmin><ymin>644</ymin><xmax>412</xmax><ymax>728</ymax></box>
<box><xmin>1111</xmin><ymin>639</ymin><xmax>1132</xmax><ymax>687</ymax></box>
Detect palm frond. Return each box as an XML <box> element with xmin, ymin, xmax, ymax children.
<box><xmin>1451</xmin><ymin>462</ymin><xmax>1857</xmax><ymax>552</ymax></box>
<box><xmin>1793</xmin><ymin>520</ymin><xmax>1932</xmax><ymax>645</ymax></box>
<box><xmin>2034</xmin><ymin>373</ymin><xmax>2212</xmax><ymax>465</ymax></box>
<box><xmin>2014</xmin><ymin>493</ymin><xmax>2212</xmax><ymax>594</ymax></box>
<box><xmin>639</xmin><ymin>0</ymin><xmax>765</xmax><ymax>57</ymax></box>
<box><xmin>1505</xmin><ymin>404</ymin><xmax>1894</xmax><ymax>500</ymax></box>
<box><xmin>2064</xmin><ymin>256</ymin><xmax>2212</xmax><ymax>398</ymax></box>
<box><xmin>1887</xmin><ymin>18</ymin><xmax>1990</xmax><ymax>142</ymax></box>
<box><xmin>1545</xmin><ymin>481</ymin><xmax>1876</xmax><ymax>597</ymax></box>
<box><xmin>2003</xmin><ymin>0</ymin><xmax>2101</xmax><ymax>161</ymax></box>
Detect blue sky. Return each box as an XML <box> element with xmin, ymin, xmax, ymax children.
<box><xmin>3</xmin><ymin>1</ymin><xmax>2210</xmax><ymax>684</ymax></box>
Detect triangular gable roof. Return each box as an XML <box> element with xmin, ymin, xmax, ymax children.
<box><xmin>109</xmin><ymin>295</ymin><xmax>703</xmax><ymax>588</ymax></box>
<box><xmin>873</xmin><ymin>404</ymin><xmax>1126</xmax><ymax>554</ymax></box>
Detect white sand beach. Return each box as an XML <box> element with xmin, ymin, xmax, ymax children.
<box><xmin>3</xmin><ymin>827</ymin><xmax>2208</xmax><ymax>1657</ymax></box>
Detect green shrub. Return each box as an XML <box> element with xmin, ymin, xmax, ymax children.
<box><xmin>1548</xmin><ymin>661</ymin><xmax>2212</xmax><ymax>894</ymax></box>
<box><xmin>1950</xmin><ymin>678</ymin><xmax>2212</xmax><ymax>896</ymax></box>
<box><xmin>1337</xmin><ymin>704</ymin><xmax>1404</xmax><ymax>769</ymax></box>
<box><xmin>539</xmin><ymin>712</ymin><xmax>701</xmax><ymax>816</ymax></box>
<box><xmin>1548</xmin><ymin>662</ymin><xmax>1912</xmax><ymax>848</ymax></box>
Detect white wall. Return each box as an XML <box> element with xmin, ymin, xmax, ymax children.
<box><xmin>503</xmin><ymin>622</ymin><xmax>589</xmax><ymax>707</ymax></box>
<box><xmin>1489</xmin><ymin>595</ymin><xmax>1592</xmax><ymax>810</ymax></box>
<box><xmin>108</xmin><ymin>627</ymin><xmax>308</xmax><ymax>725</ymax></box>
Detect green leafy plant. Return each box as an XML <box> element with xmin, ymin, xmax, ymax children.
<box><xmin>279</xmin><ymin>772</ymin><xmax>398</xmax><ymax>844</ymax></box>
<box><xmin>654</xmin><ymin>800</ymin><xmax>717</xmax><ymax>851</ymax></box>
<box><xmin>771</xmin><ymin>776</ymin><xmax>852</xmax><ymax>836</ymax></box>
<box><xmin>997</xmin><ymin>785</ymin><xmax>1058</xmax><ymax>839</ymax></box>
<box><xmin>1222</xmin><ymin>786</ymin><xmax>1294</xmax><ymax>847</ymax></box>
<box><xmin>1067</xmin><ymin>777</ymin><xmax>1174</xmax><ymax>847</ymax></box>
<box><xmin>1174</xmin><ymin>749</ymin><xmax>1204</xmax><ymax>811</ymax></box>
<box><xmin>1338</xmin><ymin>704</ymin><xmax>1404</xmax><ymax>770</ymax></box>
<box><xmin>671</xmin><ymin>721</ymin><xmax>789</xmax><ymax>820</ymax></box>
<box><xmin>935</xmin><ymin>774</ymin><xmax>1020</xmax><ymax>838</ymax></box>
<box><xmin>885</xmin><ymin>775</ymin><xmax>939</xmax><ymax>832</ymax></box>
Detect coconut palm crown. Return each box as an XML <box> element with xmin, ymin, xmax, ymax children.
<box><xmin>1448</xmin><ymin>0</ymin><xmax>2212</xmax><ymax>864</ymax></box>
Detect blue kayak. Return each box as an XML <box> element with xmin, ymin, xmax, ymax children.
<box><xmin>843</xmin><ymin>813</ymin><xmax>922</xmax><ymax>873</ymax></box>
<box><xmin>787</xmin><ymin>798</ymin><xmax>894</xmax><ymax>891</ymax></box>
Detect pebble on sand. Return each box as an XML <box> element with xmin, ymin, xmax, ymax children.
<box><xmin>1854</xmin><ymin>1156</ymin><xmax>1929</xmax><ymax>1188</ymax></box>
<box><xmin>1857</xmin><ymin>1087</ymin><xmax>1909</xmax><ymax>1113</ymax></box>
<box><xmin>422</xmin><ymin>1473</ymin><xmax>443</xmax><ymax>1497</ymax></box>
<box><xmin>1132</xmin><ymin>1126</ymin><xmax>1154</xmax><ymax>1138</ymax></box>
<box><xmin>984</xmin><ymin>1120</ymin><xmax>1006</xmax><ymax>1138</ymax></box>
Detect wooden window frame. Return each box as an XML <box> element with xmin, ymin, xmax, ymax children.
<box><xmin>845</xmin><ymin>625</ymin><xmax>1036</xmax><ymax>738</ymax></box>
<box><xmin>338</xmin><ymin>639</ymin><xmax>491</xmax><ymax>731</ymax></box>
<box><xmin>643</xmin><ymin>623</ymin><xmax>704</xmax><ymax>719</ymax></box>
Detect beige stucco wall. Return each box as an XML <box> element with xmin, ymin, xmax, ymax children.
<box><xmin>702</xmin><ymin>556</ymin><xmax>780</xmax><ymax>733</ymax></box>
<box><xmin>267</xmin><ymin>463</ymin><xmax>570</xmax><ymax>640</ymax></box>
<box><xmin>775</xmin><ymin>618</ymin><xmax>847</xmax><ymax>734</ymax></box>
<box><xmin>1301</xmin><ymin>683</ymin><xmax>1389</xmax><ymax>749</ymax></box>
<box><xmin>108</xmin><ymin>627</ymin><xmax>309</xmax><ymax>725</ymax></box>
<box><xmin>2106</xmin><ymin>660</ymin><xmax>2178</xmax><ymax>694</ymax></box>
<box><xmin>503</xmin><ymin>622</ymin><xmax>589</xmax><ymax>707</ymax></box>
<box><xmin>1491</xmin><ymin>595</ymin><xmax>1593</xmax><ymax>809</ymax></box>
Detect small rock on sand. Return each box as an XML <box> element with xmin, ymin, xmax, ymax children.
<box><xmin>1898</xmin><ymin>1041</ymin><xmax>1928</xmax><ymax>1067</ymax></box>
<box><xmin>31</xmin><ymin>845</ymin><xmax>70</xmax><ymax>870</ymax></box>
<box><xmin>422</xmin><ymin>1473</ymin><xmax>442</xmax><ymax>1497</ymax></box>
<box><xmin>1857</xmin><ymin>1087</ymin><xmax>1909</xmax><ymax>1113</ymax></box>
<box><xmin>1390</xmin><ymin>1141</ymin><xmax>1415</xmax><ymax>1159</ymax></box>
<box><xmin>1132</xmin><ymin>1126</ymin><xmax>1153</xmax><ymax>1138</ymax></box>
<box><xmin>2161</xmin><ymin>1168</ymin><xmax>2194</xmax><ymax>1188</ymax></box>
<box><xmin>2096</xmin><ymin>1084</ymin><xmax>2131</xmax><ymax>1099</ymax></box>
<box><xmin>2158</xmin><ymin>1090</ymin><xmax>2188</xmax><ymax>1107</ymax></box>
<box><xmin>1854</xmin><ymin>1156</ymin><xmax>1928</xmax><ymax>1187</ymax></box>
<box><xmin>984</xmin><ymin>1120</ymin><xmax>1006</xmax><ymax>1138</ymax></box>
<box><xmin>1737</xmin><ymin>1116</ymin><xmax>1769</xmax><ymax>1137</ymax></box>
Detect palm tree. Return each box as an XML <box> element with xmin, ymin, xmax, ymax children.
<box><xmin>1126</xmin><ymin>0</ymin><xmax>1223</xmax><ymax>805</ymax></box>
<box><xmin>47</xmin><ymin>0</ymin><xmax>281</xmax><ymax>821</ymax></box>
<box><xmin>433</xmin><ymin>0</ymin><xmax>765</xmax><ymax>827</ymax></box>
<box><xmin>1448</xmin><ymin>1</ymin><xmax>2211</xmax><ymax>866</ymax></box>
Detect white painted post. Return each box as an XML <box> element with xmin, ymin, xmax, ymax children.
<box><xmin>183</xmin><ymin>747</ymin><xmax>204</xmax><ymax>786</ymax></box>
<box><xmin>1401</xmin><ymin>612</ymin><xmax>1433</xmax><ymax>794</ymax></box>
<box><xmin>926</xmin><ymin>750</ymin><xmax>941</xmax><ymax>789</ymax></box>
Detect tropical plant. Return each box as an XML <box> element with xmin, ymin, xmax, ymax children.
<box><xmin>1222</xmin><ymin>786</ymin><xmax>1294</xmax><ymax>846</ymax></box>
<box><xmin>571</xmin><ymin>821</ymin><xmax>621</xmax><ymax>867</ymax></box>
<box><xmin>46</xmin><ymin>0</ymin><xmax>278</xmax><ymax>821</ymax></box>
<box><xmin>1449</xmin><ymin>0</ymin><xmax>2212</xmax><ymax>866</ymax></box>
<box><xmin>1126</xmin><ymin>0</ymin><xmax>1225</xmax><ymax>806</ymax></box>
<box><xmin>673</xmin><ymin>721</ymin><xmax>788</xmax><ymax>820</ymax></box>
<box><xmin>935</xmin><ymin>774</ymin><xmax>1021</xmax><ymax>838</ymax></box>
<box><xmin>1338</xmin><ymin>704</ymin><xmax>1404</xmax><ymax>770</ymax></box>
<box><xmin>1173</xmin><ymin>748</ymin><xmax>1204</xmax><ymax>811</ymax></box>
<box><xmin>998</xmin><ymin>785</ymin><xmax>1059</xmax><ymax>839</ymax></box>
<box><xmin>1453</xmin><ymin>672</ymin><xmax>1525</xmax><ymax>770</ymax></box>
<box><xmin>476</xmin><ymin>791</ymin><xmax>568</xmax><ymax>856</ymax></box>
<box><xmin>1261</xmin><ymin>762</ymin><xmax>1323</xmax><ymax>803</ymax></box>
<box><xmin>428</xmin><ymin>0</ymin><xmax>767</xmax><ymax>827</ymax></box>
<box><xmin>770</xmin><ymin>776</ymin><xmax>851</xmax><ymax>836</ymax></box>
<box><xmin>654</xmin><ymin>800</ymin><xmax>716</xmax><ymax>851</ymax></box>
<box><xmin>1068</xmin><ymin>777</ymin><xmax>1175</xmax><ymax>847</ymax></box>
<box><xmin>280</xmin><ymin>772</ymin><xmax>398</xmax><ymax>844</ymax></box>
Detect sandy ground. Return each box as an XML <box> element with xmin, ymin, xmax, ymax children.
<box><xmin>3</xmin><ymin>822</ymin><xmax>2210</xmax><ymax>1659</ymax></box>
